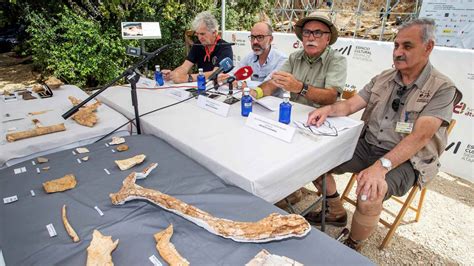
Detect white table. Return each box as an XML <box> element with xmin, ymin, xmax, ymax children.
<box><xmin>0</xmin><ymin>85</ymin><xmax>130</xmax><ymax>168</ymax></box>
<box><xmin>98</xmin><ymin>84</ymin><xmax>363</xmax><ymax>203</ymax></box>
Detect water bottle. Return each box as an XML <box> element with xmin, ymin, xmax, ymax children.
<box><xmin>279</xmin><ymin>92</ymin><xmax>292</xmax><ymax>124</ymax></box>
<box><xmin>197</xmin><ymin>68</ymin><xmax>206</xmax><ymax>93</ymax></box>
<box><xmin>154</xmin><ymin>65</ymin><xmax>164</xmax><ymax>86</ymax></box>
<box><xmin>241</xmin><ymin>87</ymin><xmax>253</xmax><ymax>117</ymax></box>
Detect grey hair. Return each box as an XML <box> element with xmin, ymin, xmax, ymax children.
<box><xmin>192</xmin><ymin>11</ymin><xmax>219</xmax><ymax>32</ymax></box>
<box><xmin>398</xmin><ymin>18</ymin><xmax>436</xmax><ymax>43</ymax></box>
<box><xmin>263</xmin><ymin>22</ymin><xmax>273</xmax><ymax>35</ymax></box>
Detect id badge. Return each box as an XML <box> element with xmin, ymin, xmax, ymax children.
<box><xmin>395</xmin><ymin>122</ymin><xmax>413</xmax><ymax>134</ymax></box>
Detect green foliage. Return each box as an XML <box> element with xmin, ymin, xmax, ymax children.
<box><xmin>14</xmin><ymin>0</ymin><xmax>274</xmax><ymax>87</ymax></box>
<box><xmin>25</xmin><ymin>6</ymin><xmax>128</xmax><ymax>87</ymax></box>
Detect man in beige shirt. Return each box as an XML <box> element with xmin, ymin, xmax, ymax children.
<box><xmin>251</xmin><ymin>12</ymin><xmax>347</xmax><ymax>107</ymax></box>
<box><xmin>306</xmin><ymin>18</ymin><xmax>461</xmax><ymax>251</ymax></box>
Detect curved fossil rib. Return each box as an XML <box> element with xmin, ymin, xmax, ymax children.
<box><xmin>154</xmin><ymin>225</ymin><xmax>190</xmax><ymax>266</ymax></box>
<box><xmin>110</xmin><ymin>173</ymin><xmax>311</xmax><ymax>243</ymax></box>
<box><xmin>62</xmin><ymin>205</ymin><xmax>80</xmax><ymax>242</ymax></box>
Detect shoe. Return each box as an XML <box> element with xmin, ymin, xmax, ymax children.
<box><xmin>275</xmin><ymin>189</ymin><xmax>303</xmax><ymax>209</ymax></box>
<box><xmin>304</xmin><ymin>210</ymin><xmax>347</xmax><ymax>227</ymax></box>
<box><xmin>343</xmin><ymin>237</ymin><xmax>363</xmax><ymax>252</ymax></box>
<box><xmin>304</xmin><ymin>196</ymin><xmax>347</xmax><ymax>227</ymax></box>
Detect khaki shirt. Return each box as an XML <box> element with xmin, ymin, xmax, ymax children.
<box><xmin>359</xmin><ymin>63</ymin><xmax>456</xmax><ymax>150</ymax></box>
<box><xmin>277</xmin><ymin>47</ymin><xmax>347</xmax><ymax>107</ymax></box>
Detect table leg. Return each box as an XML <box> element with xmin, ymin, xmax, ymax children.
<box><xmin>321</xmin><ymin>173</ymin><xmax>326</xmax><ymax>232</ymax></box>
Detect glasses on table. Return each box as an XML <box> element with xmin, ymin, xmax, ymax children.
<box><xmin>248</xmin><ymin>35</ymin><xmax>271</xmax><ymax>42</ymax></box>
<box><xmin>391</xmin><ymin>86</ymin><xmax>408</xmax><ymax>112</ymax></box>
<box><xmin>302</xmin><ymin>29</ymin><xmax>331</xmax><ymax>38</ymax></box>
<box><xmin>294</xmin><ymin>120</ymin><xmax>338</xmax><ymax>137</ymax></box>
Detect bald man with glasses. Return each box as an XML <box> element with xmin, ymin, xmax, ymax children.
<box><xmin>251</xmin><ymin>12</ymin><xmax>347</xmax><ymax>107</ymax></box>
<box><xmin>237</xmin><ymin>22</ymin><xmax>287</xmax><ymax>83</ymax></box>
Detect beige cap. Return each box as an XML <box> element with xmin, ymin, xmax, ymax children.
<box><xmin>294</xmin><ymin>11</ymin><xmax>338</xmax><ymax>45</ymax></box>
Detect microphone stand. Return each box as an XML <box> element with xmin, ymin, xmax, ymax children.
<box><xmin>223</xmin><ymin>79</ymin><xmax>240</xmax><ymax>105</ymax></box>
<box><xmin>62</xmin><ymin>45</ymin><xmax>169</xmax><ymax>135</ymax></box>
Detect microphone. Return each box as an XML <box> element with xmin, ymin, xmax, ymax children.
<box><xmin>192</xmin><ymin>43</ymin><xmax>236</xmax><ymax>46</ymax></box>
<box><xmin>221</xmin><ymin>66</ymin><xmax>254</xmax><ymax>84</ymax></box>
<box><xmin>207</xmin><ymin>57</ymin><xmax>233</xmax><ymax>81</ymax></box>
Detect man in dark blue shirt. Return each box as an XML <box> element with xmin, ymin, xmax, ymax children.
<box><xmin>163</xmin><ymin>11</ymin><xmax>233</xmax><ymax>83</ymax></box>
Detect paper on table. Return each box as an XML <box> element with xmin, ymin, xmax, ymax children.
<box><xmin>254</xmin><ymin>96</ymin><xmax>281</xmax><ymax>112</ymax></box>
<box><xmin>325</xmin><ymin>117</ymin><xmax>361</xmax><ymax>131</ymax></box>
<box><xmin>294</xmin><ymin>116</ymin><xmax>360</xmax><ymax>136</ymax></box>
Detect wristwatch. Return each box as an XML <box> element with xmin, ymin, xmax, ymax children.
<box><xmin>188</xmin><ymin>74</ymin><xmax>193</xmax><ymax>82</ymax></box>
<box><xmin>299</xmin><ymin>83</ymin><xmax>309</xmax><ymax>97</ymax></box>
<box><xmin>379</xmin><ymin>157</ymin><xmax>393</xmax><ymax>171</ymax></box>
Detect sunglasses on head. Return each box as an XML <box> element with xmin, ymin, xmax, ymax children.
<box><xmin>391</xmin><ymin>86</ymin><xmax>407</xmax><ymax>112</ymax></box>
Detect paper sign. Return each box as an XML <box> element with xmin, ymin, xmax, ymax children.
<box><xmin>94</xmin><ymin>206</ymin><xmax>104</xmax><ymax>216</ymax></box>
<box><xmin>149</xmin><ymin>255</ymin><xmax>163</xmax><ymax>266</ymax></box>
<box><xmin>197</xmin><ymin>95</ymin><xmax>230</xmax><ymax>117</ymax></box>
<box><xmin>165</xmin><ymin>88</ymin><xmax>192</xmax><ymax>101</ymax></box>
<box><xmin>46</xmin><ymin>223</ymin><xmax>57</xmax><ymax>237</ymax></box>
<box><xmin>245</xmin><ymin>112</ymin><xmax>295</xmax><ymax>143</ymax></box>
<box><xmin>3</xmin><ymin>195</ymin><xmax>18</xmax><ymax>204</ymax></box>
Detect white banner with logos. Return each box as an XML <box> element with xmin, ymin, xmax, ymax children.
<box><xmin>419</xmin><ymin>0</ymin><xmax>474</xmax><ymax>49</ymax></box>
<box><xmin>224</xmin><ymin>31</ymin><xmax>474</xmax><ymax>182</ymax></box>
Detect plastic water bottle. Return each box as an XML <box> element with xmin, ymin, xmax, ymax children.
<box><xmin>197</xmin><ymin>68</ymin><xmax>206</xmax><ymax>93</ymax></box>
<box><xmin>154</xmin><ymin>65</ymin><xmax>164</xmax><ymax>86</ymax></box>
<box><xmin>279</xmin><ymin>92</ymin><xmax>292</xmax><ymax>124</ymax></box>
<box><xmin>241</xmin><ymin>87</ymin><xmax>253</xmax><ymax>117</ymax></box>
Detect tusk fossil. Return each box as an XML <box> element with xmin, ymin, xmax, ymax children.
<box><xmin>110</xmin><ymin>173</ymin><xmax>311</xmax><ymax>243</ymax></box>
<box><xmin>154</xmin><ymin>224</ymin><xmax>190</xmax><ymax>266</ymax></box>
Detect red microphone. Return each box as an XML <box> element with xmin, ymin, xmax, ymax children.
<box><xmin>222</xmin><ymin>66</ymin><xmax>253</xmax><ymax>84</ymax></box>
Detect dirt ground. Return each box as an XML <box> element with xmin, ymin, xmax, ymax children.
<box><xmin>2</xmin><ymin>52</ymin><xmax>473</xmax><ymax>265</ymax></box>
<box><xmin>286</xmin><ymin>172</ymin><xmax>474</xmax><ymax>265</ymax></box>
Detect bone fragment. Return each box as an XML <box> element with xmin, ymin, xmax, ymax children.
<box><xmin>76</xmin><ymin>147</ymin><xmax>89</xmax><ymax>154</ymax></box>
<box><xmin>109</xmin><ymin>137</ymin><xmax>125</xmax><ymax>145</ymax></box>
<box><xmin>43</xmin><ymin>174</ymin><xmax>77</xmax><ymax>193</ymax></box>
<box><xmin>116</xmin><ymin>144</ymin><xmax>129</xmax><ymax>152</ymax></box>
<box><xmin>28</xmin><ymin>109</ymin><xmax>53</xmax><ymax>116</ymax></box>
<box><xmin>246</xmin><ymin>249</ymin><xmax>303</xmax><ymax>266</ymax></box>
<box><xmin>6</xmin><ymin>123</ymin><xmax>66</xmax><ymax>142</ymax></box>
<box><xmin>68</xmin><ymin>96</ymin><xmax>101</xmax><ymax>127</ymax></box>
<box><xmin>154</xmin><ymin>225</ymin><xmax>190</xmax><ymax>266</ymax></box>
<box><xmin>37</xmin><ymin>157</ymin><xmax>49</xmax><ymax>163</ymax></box>
<box><xmin>110</xmin><ymin>173</ymin><xmax>311</xmax><ymax>242</ymax></box>
<box><xmin>62</xmin><ymin>205</ymin><xmax>80</xmax><ymax>242</ymax></box>
<box><xmin>81</xmin><ymin>156</ymin><xmax>89</xmax><ymax>161</ymax></box>
<box><xmin>115</xmin><ymin>154</ymin><xmax>146</xmax><ymax>171</ymax></box>
<box><xmin>45</xmin><ymin>76</ymin><xmax>63</xmax><ymax>89</ymax></box>
<box><xmin>86</xmin><ymin>230</ymin><xmax>119</xmax><ymax>266</ymax></box>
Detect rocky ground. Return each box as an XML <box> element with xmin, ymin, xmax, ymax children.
<box><xmin>284</xmin><ymin>172</ymin><xmax>473</xmax><ymax>265</ymax></box>
<box><xmin>2</xmin><ymin>52</ymin><xmax>473</xmax><ymax>265</ymax></box>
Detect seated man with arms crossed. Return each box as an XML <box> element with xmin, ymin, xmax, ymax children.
<box><xmin>163</xmin><ymin>11</ymin><xmax>233</xmax><ymax>83</ymax></box>
<box><xmin>251</xmin><ymin>12</ymin><xmax>347</xmax><ymax>107</ymax></box>
<box><xmin>306</xmin><ymin>18</ymin><xmax>461</xmax><ymax>251</ymax></box>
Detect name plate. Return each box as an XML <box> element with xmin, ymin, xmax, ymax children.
<box><xmin>165</xmin><ymin>88</ymin><xmax>192</xmax><ymax>100</ymax></box>
<box><xmin>245</xmin><ymin>112</ymin><xmax>295</xmax><ymax>143</ymax></box>
<box><xmin>197</xmin><ymin>95</ymin><xmax>230</xmax><ymax>117</ymax></box>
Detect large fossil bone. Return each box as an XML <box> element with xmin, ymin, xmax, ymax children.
<box><xmin>110</xmin><ymin>174</ymin><xmax>311</xmax><ymax>243</ymax></box>
<box><xmin>6</xmin><ymin>122</ymin><xmax>66</xmax><ymax>142</ymax></box>
<box><xmin>62</xmin><ymin>205</ymin><xmax>80</xmax><ymax>242</ymax></box>
<box><xmin>68</xmin><ymin>96</ymin><xmax>101</xmax><ymax>127</ymax></box>
<box><xmin>43</xmin><ymin>174</ymin><xmax>77</xmax><ymax>193</ymax></box>
<box><xmin>86</xmin><ymin>230</ymin><xmax>119</xmax><ymax>266</ymax></box>
<box><xmin>246</xmin><ymin>249</ymin><xmax>303</xmax><ymax>266</ymax></box>
<box><xmin>115</xmin><ymin>154</ymin><xmax>146</xmax><ymax>171</ymax></box>
<box><xmin>154</xmin><ymin>224</ymin><xmax>190</xmax><ymax>266</ymax></box>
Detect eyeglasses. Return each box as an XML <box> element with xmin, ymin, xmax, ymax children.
<box><xmin>294</xmin><ymin>120</ymin><xmax>338</xmax><ymax>137</ymax></box>
<box><xmin>302</xmin><ymin>29</ymin><xmax>331</xmax><ymax>38</ymax></box>
<box><xmin>391</xmin><ymin>86</ymin><xmax>407</xmax><ymax>112</ymax></box>
<box><xmin>248</xmin><ymin>35</ymin><xmax>271</xmax><ymax>42</ymax></box>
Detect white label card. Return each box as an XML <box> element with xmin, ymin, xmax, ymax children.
<box><xmin>3</xmin><ymin>195</ymin><xmax>18</xmax><ymax>204</ymax></box>
<box><xmin>94</xmin><ymin>206</ymin><xmax>104</xmax><ymax>216</ymax></box>
<box><xmin>165</xmin><ymin>88</ymin><xmax>192</xmax><ymax>101</ymax></box>
<box><xmin>46</xmin><ymin>223</ymin><xmax>57</xmax><ymax>237</ymax></box>
<box><xmin>149</xmin><ymin>255</ymin><xmax>163</xmax><ymax>266</ymax></box>
<box><xmin>197</xmin><ymin>95</ymin><xmax>230</xmax><ymax>117</ymax></box>
<box><xmin>245</xmin><ymin>112</ymin><xmax>295</xmax><ymax>143</ymax></box>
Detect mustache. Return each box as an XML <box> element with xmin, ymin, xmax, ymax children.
<box><xmin>394</xmin><ymin>55</ymin><xmax>406</xmax><ymax>61</ymax></box>
<box><xmin>252</xmin><ymin>44</ymin><xmax>263</xmax><ymax>50</ymax></box>
<box><xmin>305</xmin><ymin>42</ymin><xmax>318</xmax><ymax>47</ymax></box>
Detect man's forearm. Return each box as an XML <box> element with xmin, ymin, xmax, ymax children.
<box><xmin>259</xmin><ymin>81</ymin><xmax>278</xmax><ymax>96</ymax></box>
<box><xmin>304</xmin><ymin>85</ymin><xmax>338</xmax><ymax>105</ymax></box>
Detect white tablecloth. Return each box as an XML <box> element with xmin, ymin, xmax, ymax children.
<box><xmin>0</xmin><ymin>85</ymin><xmax>130</xmax><ymax>168</ymax></box>
<box><xmin>98</xmin><ymin>85</ymin><xmax>363</xmax><ymax>203</ymax></box>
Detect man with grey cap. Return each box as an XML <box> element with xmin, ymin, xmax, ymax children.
<box><xmin>250</xmin><ymin>11</ymin><xmax>347</xmax><ymax>107</ymax></box>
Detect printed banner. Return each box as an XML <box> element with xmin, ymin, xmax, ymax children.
<box><xmin>224</xmin><ymin>31</ymin><xmax>474</xmax><ymax>182</ymax></box>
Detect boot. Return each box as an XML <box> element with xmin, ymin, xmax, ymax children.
<box><xmin>275</xmin><ymin>189</ymin><xmax>303</xmax><ymax>209</ymax></box>
<box><xmin>304</xmin><ymin>196</ymin><xmax>347</xmax><ymax>227</ymax></box>
<box><xmin>343</xmin><ymin>237</ymin><xmax>364</xmax><ymax>252</ymax></box>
